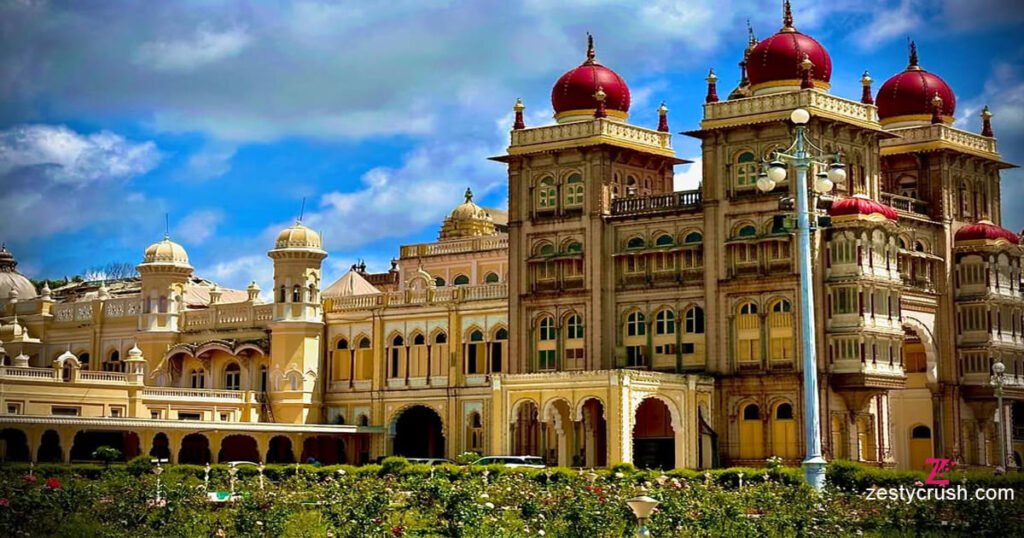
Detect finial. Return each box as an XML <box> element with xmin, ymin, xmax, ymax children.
<box><xmin>593</xmin><ymin>86</ymin><xmax>607</xmax><ymax>118</ymax></box>
<box><xmin>164</xmin><ymin>213</ymin><xmax>170</xmax><ymax>239</ymax></box>
<box><xmin>657</xmin><ymin>102</ymin><xmax>670</xmax><ymax>132</ymax></box>
<box><xmin>981</xmin><ymin>105</ymin><xmax>994</xmax><ymax>137</ymax></box>
<box><xmin>799</xmin><ymin>54</ymin><xmax>814</xmax><ymax>89</ymax></box>
<box><xmin>585</xmin><ymin>33</ymin><xmax>596</xmax><ymax>64</ymax></box>
<box><xmin>513</xmin><ymin>97</ymin><xmax>526</xmax><ymax>130</ymax></box>
<box><xmin>930</xmin><ymin>92</ymin><xmax>944</xmax><ymax>124</ymax></box>
<box><xmin>782</xmin><ymin>0</ymin><xmax>795</xmax><ymax>31</ymax></box>
<box><xmin>464</xmin><ymin>187</ymin><xmax>473</xmax><ymax>203</ymax></box>
<box><xmin>747</xmin><ymin>19</ymin><xmax>757</xmax><ymax>46</ymax></box>
<box><xmin>298</xmin><ymin>197</ymin><xmax>306</xmax><ymax>223</ymax></box>
<box><xmin>705</xmin><ymin>69</ymin><xmax>719</xmax><ymax>103</ymax></box>
<box><xmin>860</xmin><ymin>70</ymin><xmax>874</xmax><ymax>105</ymax></box>
<box><xmin>907</xmin><ymin>39</ymin><xmax>920</xmax><ymax>70</ymax></box>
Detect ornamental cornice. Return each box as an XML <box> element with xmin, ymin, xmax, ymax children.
<box><xmin>0</xmin><ymin>415</ymin><xmax>368</xmax><ymax>434</ymax></box>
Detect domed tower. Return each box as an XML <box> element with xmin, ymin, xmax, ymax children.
<box><xmin>746</xmin><ymin>1</ymin><xmax>832</xmax><ymax>95</ymax></box>
<box><xmin>267</xmin><ymin>220</ymin><xmax>327</xmax><ymax>424</ymax></box>
<box><xmin>550</xmin><ymin>34</ymin><xmax>631</xmax><ymax>124</ymax></box>
<box><xmin>876</xmin><ymin>41</ymin><xmax>956</xmax><ymax>129</ymax></box>
<box><xmin>439</xmin><ymin>188</ymin><xmax>497</xmax><ymax>240</ymax></box>
<box><xmin>0</xmin><ymin>245</ymin><xmax>38</xmax><ymax>308</ymax></box>
<box><xmin>136</xmin><ymin>235</ymin><xmax>193</xmax><ymax>332</ymax></box>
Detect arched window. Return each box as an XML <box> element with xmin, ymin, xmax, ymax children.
<box><xmin>564</xmin><ymin>315</ymin><xmax>584</xmax><ymax>369</ymax></box>
<box><xmin>337</xmin><ymin>339</ymin><xmax>349</xmax><ymax>350</ymax></box>
<box><xmin>104</xmin><ymin>350</ymin><xmax>121</xmax><ymax>372</ymax></box>
<box><xmin>684</xmin><ymin>306</ymin><xmax>705</xmax><ymax>334</ymax></box>
<box><xmin>467</xmin><ymin>330</ymin><xmax>485</xmax><ymax>374</ymax></box>
<box><xmin>453</xmin><ymin>274</ymin><xmax>470</xmax><ymax>286</ymax></box>
<box><xmin>78</xmin><ymin>353</ymin><xmax>90</xmax><ymax>369</ymax></box>
<box><xmin>743</xmin><ymin>404</ymin><xmax>760</xmax><ymax>420</ymax></box>
<box><xmin>735</xmin><ymin>151</ymin><xmax>758</xmax><ymax>188</ymax></box>
<box><xmin>655</xmin><ymin>234</ymin><xmax>674</xmax><ymax>247</ymax></box>
<box><xmin>566</xmin><ymin>315</ymin><xmax>584</xmax><ymax>339</ymax></box>
<box><xmin>776</xmin><ymin>403</ymin><xmax>793</xmax><ymax>419</ymax></box>
<box><xmin>435</xmin><ymin>277</ymin><xmax>446</xmax><ymax>287</ymax></box>
<box><xmin>537</xmin><ymin>317</ymin><xmax>557</xmax><ymax>371</ymax></box>
<box><xmin>565</xmin><ymin>241</ymin><xmax>583</xmax><ymax>253</ymax></box>
<box><xmin>626</xmin><ymin>311</ymin><xmax>647</xmax><ymax>336</ymax></box>
<box><xmin>190</xmin><ymin>368</ymin><xmax>205</xmax><ymax>389</ymax></box>
<box><xmin>359</xmin><ymin>337</ymin><xmax>371</xmax><ymax>348</ymax></box>
<box><xmin>292</xmin><ymin>285</ymin><xmax>301</xmax><ymax>303</ymax></box>
<box><xmin>279</xmin><ymin>286</ymin><xmax>286</xmax><ymax>303</ymax></box>
<box><xmin>681</xmin><ymin>306</ymin><xmax>706</xmax><ymax>365</ymax></box>
<box><xmin>768</xmin><ymin>300</ymin><xmax>795</xmax><ymax>363</ymax></box>
<box><xmin>538</xmin><ymin>243</ymin><xmax>555</xmax><ymax>256</ymax></box>
<box><xmin>467</xmin><ymin>411</ymin><xmax>484</xmax><ymax>453</ymax></box>
<box><xmin>736</xmin><ymin>302</ymin><xmax>761</xmax><ymax>364</ymax></box>
<box><xmin>491</xmin><ymin>328</ymin><xmax>508</xmax><ymax>373</ymax></box>
<box><xmin>224</xmin><ymin>363</ymin><xmax>241</xmax><ymax>391</ymax></box>
<box><xmin>434</xmin><ymin>332</ymin><xmax>447</xmax><ymax>345</ymax></box>
<box><xmin>682</xmin><ymin>232</ymin><xmax>704</xmax><ymax>271</ymax></box>
<box><xmin>684</xmin><ymin>232</ymin><xmax>703</xmax><ymax>244</ymax></box>
<box><xmin>536</xmin><ymin>177</ymin><xmax>557</xmax><ymax>211</ymax></box>
<box><xmin>655</xmin><ymin>309</ymin><xmax>675</xmax><ymax>335</ymax></box>
<box><xmin>484</xmin><ymin>272</ymin><xmax>500</xmax><ymax>283</ymax></box>
<box><xmin>564</xmin><ymin>173</ymin><xmax>584</xmax><ymax>208</ymax></box>
<box><xmin>627</xmin><ymin>237</ymin><xmax>646</xmax><ymax>250</ymax></box>
<box><xmin>414</xmin><ymin>334</ymin><xmax>426</xmax><ymax>346</ymax></box>
<box><xmin>390</xmin><ymin>335</ymin><xmax>404</xmax><ymax>378</ymax></box>
<box><xmin>771</xmin><ymin>403</ymin><xmax>797</xmax><ymax>458</ymax></box>
<box><xmin>737</xmin><ymin>225</ymin><xmax>757</xmax><ymax>238</ymax></box>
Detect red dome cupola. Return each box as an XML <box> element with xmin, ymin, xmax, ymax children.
<box><xmin>876</xmin><ymin>41</ymin><xmax>956</xmax><ymax>128</ymax></box>
<box><xmin>551</xmin><ymin>34</ymin><xmax>630</xmax><ymax>124</ymax></box>
<box><xmin>828</xmin><ymin>194</ymin><xmax>899</xmax><ymax>222</ymax></box>
<box><xmin>746</xmin><ymin>1</ymin><xmax>832</xmax><ymax>95</ymax></box>
<box><xmin>954</xmin><ymin>220</ymin><xmax>1019</xmax><ymax>245</ymax></box>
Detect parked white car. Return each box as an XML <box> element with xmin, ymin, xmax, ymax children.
<box><xmin>472</xmin><ymin>456</ymin><xmax>546</xmax><ymax>468</ymax></box>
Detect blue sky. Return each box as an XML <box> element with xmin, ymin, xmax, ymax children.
<box><xmin>2</xmin><ymin>0</ymin><xmax>1023</xmax><ymax>293</ymax></box>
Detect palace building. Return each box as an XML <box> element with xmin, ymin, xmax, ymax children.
<box><xmin>2</xmin><ymin>3</ymin><xmax>1022</xmax><ymax>471</ymax></box>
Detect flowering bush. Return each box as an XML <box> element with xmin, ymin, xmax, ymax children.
<box><xmin>0</xmin><ymin>460</ymin><xmax>1021</xmax><ymax>537</ymax></box>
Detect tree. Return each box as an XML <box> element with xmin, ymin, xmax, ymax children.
<box><xmin>92</xmin><ymin>445</ymin><xmax>122</xmax><ymax>467</ymax></box>
<box><xmin>81</xmin><ymin>262</ymin><xmax>138</xmax><ymax>281</ymax></box>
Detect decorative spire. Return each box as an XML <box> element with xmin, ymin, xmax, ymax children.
<box><xmin>981</xmin><ymin>105</ymin><xmax>994</xmax><ymax>137</ymax></box>
<box><xmin>799</xmin><ymin>54</ymin><xmax>815</xmax><ymax>89</ymax></box>
<box><xmin>657</xmin><ymin>102</ymin><xmax>670</xmax><ymax>132</ymax></box>
<box><xmin>0</xmin><ymin>243</ymin><xmax>15</xmax><ymax>272</ymax></box>
<box><xmin>930</xmin><ymin>92</ymin><xmax>944</xmax><ymax>124</ymax></box>
<box><xmin>464</xmin><ymin>187</ymin><xmax>474</xmax><ymax>203</ymax></box>
<box><xmin>585</xmin><ymin>32</ymin><xmax>596</xmax><ymax>65</ymax></box>
<box><xmin>782</xmin><ymin>0</ymin><xmax>795</xmax><ymax>32</ymax></box>
<box><xmin>513</xmin><ymin>98</ymin><xmax>526</xmax><ymax>130</ymax></box>
<box><xmin>907</xmin><ymin>39</ymin><xmax>920</xmax><ymax>71</ymax></box>
<box><xmin>860</xmin><ymin>71</ymin><xmax>874</xmax><ymax>104</ymax></box>
<box><xmin>747</xmin><ymin>19</ymin><xmax>757</xmax><ymax>48</ymax></box>
<box><xmin>705</xmin><ymin>69</ymin><xmax>719</xmax><ymax>103</ymax></box>
<box><xmin>593</xmin><ymin>86</ymin><xmax>607</xmax><ymax>118</ymax></box>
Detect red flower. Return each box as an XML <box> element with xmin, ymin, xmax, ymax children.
<box><xmin>0</xmin><ymin>498</ymin><xmax>9</xmax><ymax>507</ymax></box>
<box><xmin>593</xmin><ymin>487</ymin><xmax>602</xmax><ymax>494</ymax></box>
<box><xmin>45</xmin><ymin>478</ymin><xmax>61</xmax><ymax>490</ymax></box>
<box><xmin>391</xmin><ymin>526</ymin><xmax>404</xmax><ymax>536</ymax></box>
<box><xmin>23</xmin><ymin>474</ymin><xmax>37</xmax><ymax>483</ymax></box>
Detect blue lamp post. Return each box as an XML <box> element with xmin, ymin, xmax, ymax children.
<box><xmin>756</xmin><ymin>107</ymin><xmax>846</xmax><ymax>490</ymax></box>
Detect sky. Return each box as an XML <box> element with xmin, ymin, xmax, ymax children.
<box><xmin>2</xmin><ymin>0</ymin><xmax>1024</xmax><ymax>294</ymax></box>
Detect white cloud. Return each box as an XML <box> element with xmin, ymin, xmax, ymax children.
<box><xmin>674</xmin><ymin>157</ymin><xmax>703</xmax><ymax>191</ymax></box>
<box><xmin>852</xmin><ymin>0</ymin><xmax>923</xmax><ymax>50</ymax></box>
<box><xmin>196</xmin><ymin>254</ymin><xmax>274</xmax><ymax>299</ymax></box>
<box><xmin>135</xmin><ymin>26</ymin><xmax>252</xmax><ymax>72</ymax></box>
<box><xmin>173</xmin><ymin>209</ymin><xmax>224</xmax><ymax>245</ymax></box>
<box><xmin>184</xmin><ymin>143</ymin><xmax>236</xmax><ymax>179</ymax></box>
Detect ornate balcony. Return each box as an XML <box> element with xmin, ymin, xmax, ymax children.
<box><xmin>610</xmin><ymin>190</ymin><xmax>702</xmax><ymax>218</ymax></box>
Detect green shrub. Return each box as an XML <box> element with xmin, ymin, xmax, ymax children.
<box><xmin>379</xmin><ymin>456</ymin><xmax>408</xmax><ymax>476</ymax></box>
<box><xmin>91</xmin><ymin>446</ymin><xmax>122</xmax><ymax>466</ymax></box>
<box><xmin>126</xmin><ymin>455</ymin><xmax>154</xmax><ymax>476</ymax></box>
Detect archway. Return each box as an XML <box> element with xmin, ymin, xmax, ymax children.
<box><xmin>633</xmin><ymin>398</ymin><xmax>675</xmax><ymax>470</ymax></box>
<box><xmin>38</xmin><ymin>430</ymin><xmax>63</xmax><ymax>463</ymax></box>
<box><xmin>511</xmin><ymin>400</ymin><xmax>541</xmax><ymax>457</ymax></box>
<box><xmin>770</xmin><ymin>403</ymin><xmax>798</xmax><ymax>460</ymax></box>
<box><xmin>267</xmin><ymin>436</ymin><xmax>295</xmax><ymax>463</ymax></box>
<box><xmin>909</xmin><ymin>425</ymin><xmax>932</xmax><ymax>471</ymax></box>
<box><xmin>301</xmin><ymin>436</ymin><xmax>347</xmax><ymax>464</ymax></box>
<box><xmin>542</xmin><ymin>399</ymin><xmax>573</xmax><ymax>466</ymax></box>
<box><xmin>579</xmin><ymin>398</ymin><xmax>607</xmax><ymax>467</ymax></box>
<box><xmin>392</xmin><ymin>406</ymin><xmax>445</xmax><ymax>458</ymax></box>
<box><xmin>70</xmin><ymin>431</ymin><xmax>137</xmax><ymax>462</ymax></box>
<box><xmin>0</xmin><ymin>429</ymin><xmax>30</xmax><ymax>462</ymax></box>
<box><xmin>218</xmin><ymin>435</ymin><xmax>259</xmax><ymax>463</ymax></box>
<box><xmin>738</xmin><ymin>403</ymin><xmax>764</xmax><ymax>460</ymax></box>
<box><xmin>179</xmin><ymin>433</ymin><xmax>211</xmax><ymax>465</ymax></box>
<box><xmin>150</xmin><ymin>433</ymin><xmax>171</xmax><ymax>460</ymax></box>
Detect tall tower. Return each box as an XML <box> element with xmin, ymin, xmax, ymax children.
<box><xmin>135</xmin><ymin>236</ymin><xmax>192</xmax><ymax>370</ymax></box>
<box><xmin>267</xmin><ymin>221</ymin><xmax>328</xmax><ymax>423</ymax></box>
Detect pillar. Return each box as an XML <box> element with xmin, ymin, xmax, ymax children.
<box><xmin>166</xmin><ymin>432</ymin><xmax>184</xmax><ymax>464</ymax></box>
<box><xmin>139</xmin><ymin>431</ymin><xmax>154</xmax><ymax>460</ymax></box>
<box><xmin>256</xmin><ymin>434</ymin><xmax>270</xmax><ymax>464</ymax></box>
<box><xmin>26</xmin><ymin>428</ymin><xmax>43</xmax><ymax>464</ymax></box>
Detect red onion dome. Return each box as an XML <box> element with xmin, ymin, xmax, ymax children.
<box><xmin>829</xmin><ymin>194</ymin><xmax>899</xmax><ymax>222</ymax></box>
<box><xmin>876</xmin><ymin>41</ymin><xmax>956</xmax><ymax>127</ymax></box>
<box><xmin>747</xmin><ymin>1</ymin><xmax>832</xmax><ymax>94</ymax></box>
<box><xmin>551</xmin><ymin>34</ymin><xmax>630</xmax><ymax>123</ymax></box>
<box><xmin>954</xmin><ymin>220</ymin><xmax>1019</xmax><ymax>244</ymax></box>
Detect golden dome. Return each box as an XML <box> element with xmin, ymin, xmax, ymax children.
<box><xmin>141</xmin><ymin>236</ymin><xmax>191</xmax><ymax>267</ymax></box>
<box><xmin>274</xmin><ymin>221</ymin><xmax>323</xmax><ymax>250</ymax></box>
<box><xmin>440</xmin><ymin>188</ymin><xmax>496</xmax><ymax>240</ymax></box>
<box><xmin>0</xmin><ymin>244</ymin><xmax>38</xmax><ymax>303</ymax></box>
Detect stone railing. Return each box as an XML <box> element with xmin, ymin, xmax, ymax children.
<box><xmin>611</xmin><ymin>190</ymin><xmax>702</xmax><ymax>217</ymax></box>
<box><xmin>181</xmin><ymin>302</ymin><xmax>269</xmax><ymax>331</ymax></box>
<box><xmin>703</xmin><ymin>89</ymin><xmax>878</xmax><ymax>126</ymax></box>
<box><xmin>509</xmin><ymin>119</ymin><xmax>672</xmax><ymax>153</ymax></box>
<box><xmin>882</xmin><ymin>124</ymin><xmax>999</xmax><ymax>155</ymax></box>
<box><xmin>399</xmin><ymin>235</ymin><xmax>508</xmax><ymax>259</ymax></box>
<box><xmin>53</xmin><ymin>302</ymin><xmax>95</xmax><ymax>323</ymax></box>
<box><xmin>880</xmin><ymin>193</ymin><xmax>929</xmax><ymax>216</ymax></box>
<box><xmin>103</xmin><ymin>297</ymin><xmax>144</xmax><ymax>318</ymax></box>
<box><xmin>0</xmin><ymin>366</ymin><xmax>60</xmax><ymax>381</ymax></box>
<box><xmin>326</xmin><ymin>283</ymin><xmax>508</xmax><ymax>312</ymax></box>
<box><xmin>142</xmin><ymin>387</ymin><xmax>247</xmax><ymax>402</ymax></box>
<box><xmin>78</xmin><ymin>370</ymin><xmax>128</xmax><ymax>383</ymax></box>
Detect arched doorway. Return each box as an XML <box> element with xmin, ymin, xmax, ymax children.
<box><xmin>38</xmin><ymin>430</ymin><xmax>63</xmax><ymax>463</ymax></box>
<box><xmin>856</xmin><ymin>416</ymin><xmax>877</xmax><ymax>462</ymax></box>
<box><xmin>392</xmin><ymin>406</ymin><xmax>445</xmax><ymax>458</ymax></box>
<box><xmin>738</xmin><ymin>403</ymin><xmax>764</xmax><ymax>460</ymax></box>
<box><xmin>909</xmin><ymin>425</ymin><xmax>932</xmax><ymax>471</ymax></box>
<box><xmin>633</xmin><ymin>398</ymin><xmax>675</xmax><ymax>470</ymax></box>
<box><xmin>771</xmin><ymin>403</ymin><xmax>797</xmax><ymax>460</ymax></box>
<box><xmin>0</xmin><ymin>429</ymin><xmax>30</xmax><ymax>462</ymax></box>
<box><xmin>267</xmin><ymin>436</ymin><xmax>295</xmax><ymax>463</ymax></box>
<box><xmin>511</xmin><ymin>400</ymin><xmax>541</xmax><ymax>457</ymax></box>
<box><xmin>579</xmin><ymin>399</ymin><xmax>607</xmax><ymax>467</ymax></box>
<box><xmin>218</xmin><ymin>435</ymin><xmax>259</xmax><ymax>463</ymax></box>
<box><xmin>179</xmin><ymin>433</ymin><xmax>211</xmax><ymax>464</ymax></box>
<box><xmin>70</xmin><ymin>431</ymin><xmax>137</xmax><ymax>462</ymax></box>
<box><xmin>301</xmin><ymin>436</ymin><xmax>346</xmax><ymax>464</ymax></box>
<box><xmin>150</xmin><ymin>433</ymin><xmax>171</xmax><ymax>460</ymax></box>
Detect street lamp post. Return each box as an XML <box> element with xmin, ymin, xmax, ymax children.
<box><xmin>626</xmin><ymin>495</ymin><xmax>659</xmax><ymax>537</ymax></box>
<box><xmin>756</xmin><ymin>108</ymin><xmax>846</xmax><ymax>491</ymax></box>
<box><xmin>991</xmin><ymin>360</ymin><xmax>1007</xmax><ymax>471</ymax></box>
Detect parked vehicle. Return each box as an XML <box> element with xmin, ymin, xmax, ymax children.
<box><xmin>405</xmin><ymin>458</ymin><xmax>453</xmax><ymax>466</ymax></box>
<box><xmin>471</xmin><ymin>456</ymin><xmax>546</xmax><ymax>468</ymax></box>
